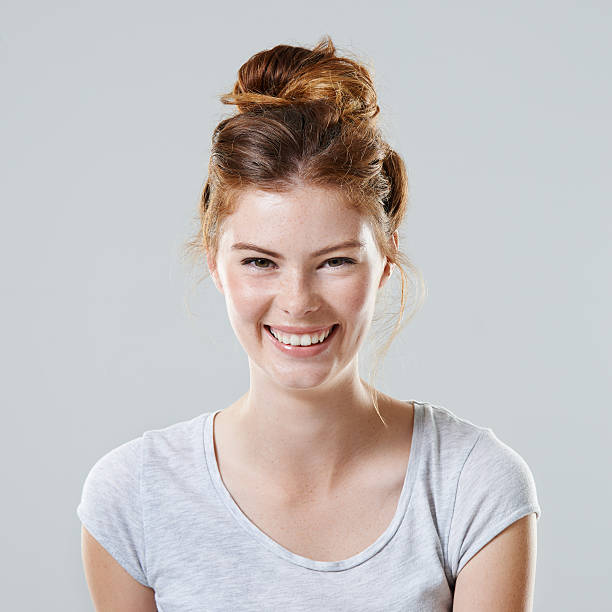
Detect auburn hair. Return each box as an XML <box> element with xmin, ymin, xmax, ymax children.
<box><xmin>183</xmin><ymin>36</ymin><xmax>425</xmax><ymax>424</ymax></box>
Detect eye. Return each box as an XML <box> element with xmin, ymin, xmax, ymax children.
<box><xmin>241</xmin><ymin>257</ymin><xmax>275</xmax><ymax>269</ymax></box>
<box><xmin>325</xmin><ymin>257</ymin><xmax>356</xmax><ymax>268</ymax></box>
<box><xmin>240</xmin><ymin>257</ymin><xmax>356</xmax><ymax>270</ymax></box>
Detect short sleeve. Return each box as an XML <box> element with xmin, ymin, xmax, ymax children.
<box><xmin>76</xmin><ymin>436</ymin><xmax>150</xmax><ymax>587</ymax></box>
<box><xmin>447</xmin><ymin>429</ymin><xmax>542</xmax><ymax>580</ymax></box>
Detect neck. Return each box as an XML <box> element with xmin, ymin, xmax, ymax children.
<box><xmin>224</xmin><ymin>369</ymin><xmax>390</xmax><ymax>500</ymax></box>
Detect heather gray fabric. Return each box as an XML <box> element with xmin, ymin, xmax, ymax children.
<box><xmin>76</xmin><ymin>400</ymin><xmax>541</xmax><ymax>611</ymax></box>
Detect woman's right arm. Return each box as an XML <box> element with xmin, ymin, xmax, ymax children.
<box><xmin>81</xmin><ymin>526</ymin><xmax>157</xmax><ymax>612</ymax></box>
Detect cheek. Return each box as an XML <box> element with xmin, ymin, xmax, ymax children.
<box><xmin>224</xmin><ymin>272</ymin><xmax>270</xmax><ymax>320</ymax></box>
<box><xmin>336</xmin><ymin>276</ymin><xmax>376</xmax><ymax>315</ymax></box>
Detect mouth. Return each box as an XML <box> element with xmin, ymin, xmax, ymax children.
<box><xmin>264</xmin><ymin>323</ymin><xmax>338</xmax><ymax>347</ymax></box>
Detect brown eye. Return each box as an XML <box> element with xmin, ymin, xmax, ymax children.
<box><xmin>242</xmin><ymin>258</ymin><xmax>274</xmax><ymax>269</ymax></box>
<box><xmin>325</xmin><ymin>257</ymin><xmax>356</xmax><ymax>268</ymax></box>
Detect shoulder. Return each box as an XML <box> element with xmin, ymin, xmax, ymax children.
<box><xmin>437</xmin><ymin>407</ymin><xmax>542</xmax><ymax>581</ymax></box>
<box><xmin>141</xmin><ymin>411</ymin><xmax>209</xmax><ymax>451</ymax></box>
<box><xmin>78</xmin><ymin>412</ymin><xmax>211</xmax><ymax>517</ymax></box>
<box><xmin>418</xmin><ymin>401</ymin><xmax>542</xmax><ymax>524</ymax></box>
<box><xmin>80</xmin><ymin>435</ymin><xmax>144</xmax><ymax>495</ymax></box>
<box><xmin>77</xmin><ymin>434</ymin><xmax>149</xmax><ymax>586</ymax></box>
<box><xmin>82</xmin><ymin>412</ymin><xmax>209</xmax><ymax>475</ymax></box>
<box><xmin>418</xmin><ymin>400</ymin><xmax>489</xmax><ymax>436</ymax></box>
<box><xmin>416</xmin><ymin>400</ymin><xmax>538</xmax><ymax>476</ymax></box>
<box><xmin>415</xmin><ymin>400</ymin><xmax>491</xmax><ymax>465</ymax></box>
<box><xmin>410</xmin><ymin>400</ymin><xmax>542</xmax><ymax>582</ymax></box>
<box><xmin>76</xmin><ymin>412</ymin><xmax>212</xmax><ymax>589</ymax></box>
<box><xmin>449</xmin><ymin>423</ymin><xmax>541</xmax><ymax>609</ymax></box>
<box><xmin>466</xmin><ymin>427</ymin><xmax>539</xmax><ymax>490</ymax></box>
<box><xmin>449</xmin><ymin>416</ymin><xmax>541</xmax><ymax>521</ymax></box>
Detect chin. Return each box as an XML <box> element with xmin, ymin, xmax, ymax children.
<box><xmin>268</xmin><ymin>367</ymin><xmax>334</xmax><ymax>391</ymax></box>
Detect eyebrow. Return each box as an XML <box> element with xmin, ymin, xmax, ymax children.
<box><xmin>230</xmin><ymin>239</ymin><xmax>366</xmax><ymax>260</ymax></box>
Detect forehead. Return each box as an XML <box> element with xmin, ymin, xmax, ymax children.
<box><xmin>219</xmin><ymin>185</ymin><xmax>370</xmax><ymax>242</ymax></box>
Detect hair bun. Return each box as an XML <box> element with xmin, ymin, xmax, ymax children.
<box><xmin>220</xmin><ymin>36</ymin><xmax>379</xmax><ymax>123</ymax></box>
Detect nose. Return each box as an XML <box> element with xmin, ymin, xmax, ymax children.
<box><xmin>277</xmin><ymin>269</ymin><xmax>320</xmax><ymax>317</ymax></box>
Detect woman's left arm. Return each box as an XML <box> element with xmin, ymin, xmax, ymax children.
<box><xmin>452</xmin><ymin>513</ymin><xmax>538</xmax><ymax>612</ymax></box>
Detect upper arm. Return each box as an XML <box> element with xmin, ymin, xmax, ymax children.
<box><xmin>81</xmin><ymin>526</ymin><xmax>157</xmax><ymax>612</ymax></box>
<box><xmin>452</xmin><ymin>513</ymin><xmax>538</xmax><ymax>612</ymax></box>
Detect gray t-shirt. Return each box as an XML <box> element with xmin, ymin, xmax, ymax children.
<box><xmin>76</xmin><ymin>400</ymin><xmax>541</xmax><ymax>611</ymax></box>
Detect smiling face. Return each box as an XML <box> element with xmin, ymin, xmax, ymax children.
<box><xmin>207</xmin><ymin>183</ymin><xmax>395</xmax><ymax>391</ymax></box>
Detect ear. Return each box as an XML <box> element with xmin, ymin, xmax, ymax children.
<box><xmin>378</xmin><ymin>231</ymin><xmax>399</xmax><ymax>290</ymax></box>
<box><xmin>206</xmin><ymin>250</ymin><xmax>224</xmax><ymax>295</ymax></box>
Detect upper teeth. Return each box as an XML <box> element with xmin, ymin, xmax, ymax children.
<box><xmin>269</xmin><ymin>326</ymin><xmax>334</xmax><ymax>346</ymax></box>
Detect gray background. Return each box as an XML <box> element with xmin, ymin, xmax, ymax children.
<box><xmin>1</xmin><ymin>1</ymin><xmax>610</xmax><ymax>610</ymax></box>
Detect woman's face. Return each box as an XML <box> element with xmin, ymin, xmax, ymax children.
<box><xmin>207</xmin><ymin>183</ymin><xmax>395</xmax><ymax>390</ymax></box>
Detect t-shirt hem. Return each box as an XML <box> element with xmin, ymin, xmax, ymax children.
<box><xmin>454</xmin><ymin>503</ymin><xmax>542</xmax><ymax>577</ymax></box>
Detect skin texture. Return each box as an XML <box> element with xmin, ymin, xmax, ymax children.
<box><xmin>207</xmin><ymin>183</ymin><xmax>399</xmax><ymax>498</ymax></box>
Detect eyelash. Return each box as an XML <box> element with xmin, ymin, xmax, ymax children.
<box><xmin>241</xmin><ymin>257</ymin><xmax>357</xmax><ymax>270</ymax></box>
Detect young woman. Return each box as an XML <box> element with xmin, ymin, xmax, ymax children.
<box><xmin>78</xmin><ymin>37</ymin><xmax>541</xmax><ymax>611</ymax></box>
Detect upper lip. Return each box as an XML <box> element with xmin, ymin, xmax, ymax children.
<box><xmin>266</xmin><ymin>324</ymin><xmax>336</xmax><ymax>334</ymax></box>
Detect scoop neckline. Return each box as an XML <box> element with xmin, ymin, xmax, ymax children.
<box><xmin>202</xmin><ymin>400</ymin><xmax>423</xmax><ymax>572</ymax></box>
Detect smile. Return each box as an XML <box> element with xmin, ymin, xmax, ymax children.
<box><xmin>264</xmin><ymin>324</ymin><xmax>338</xmax><ymax>355</ymax></box>
<box><xmin>267</xmin><ymin>324</ymin><xmax>335</xmax><ymax>346</ymax></box>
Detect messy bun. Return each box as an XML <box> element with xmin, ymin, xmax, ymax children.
<box><xmin>220</xmin><ymin>39</ymin><xmax>379</xmax><ymax>124</ymax></box>
<box><xmin>184</xmin><ymin>36</ymin><xmax>424</xmax><ymax>424</ymax></box>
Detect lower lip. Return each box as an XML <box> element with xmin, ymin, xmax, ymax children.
<box><xmin>264</xmin><ymin>324</ymin><xmax>338</xmax><ymax>357</ymax></box>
